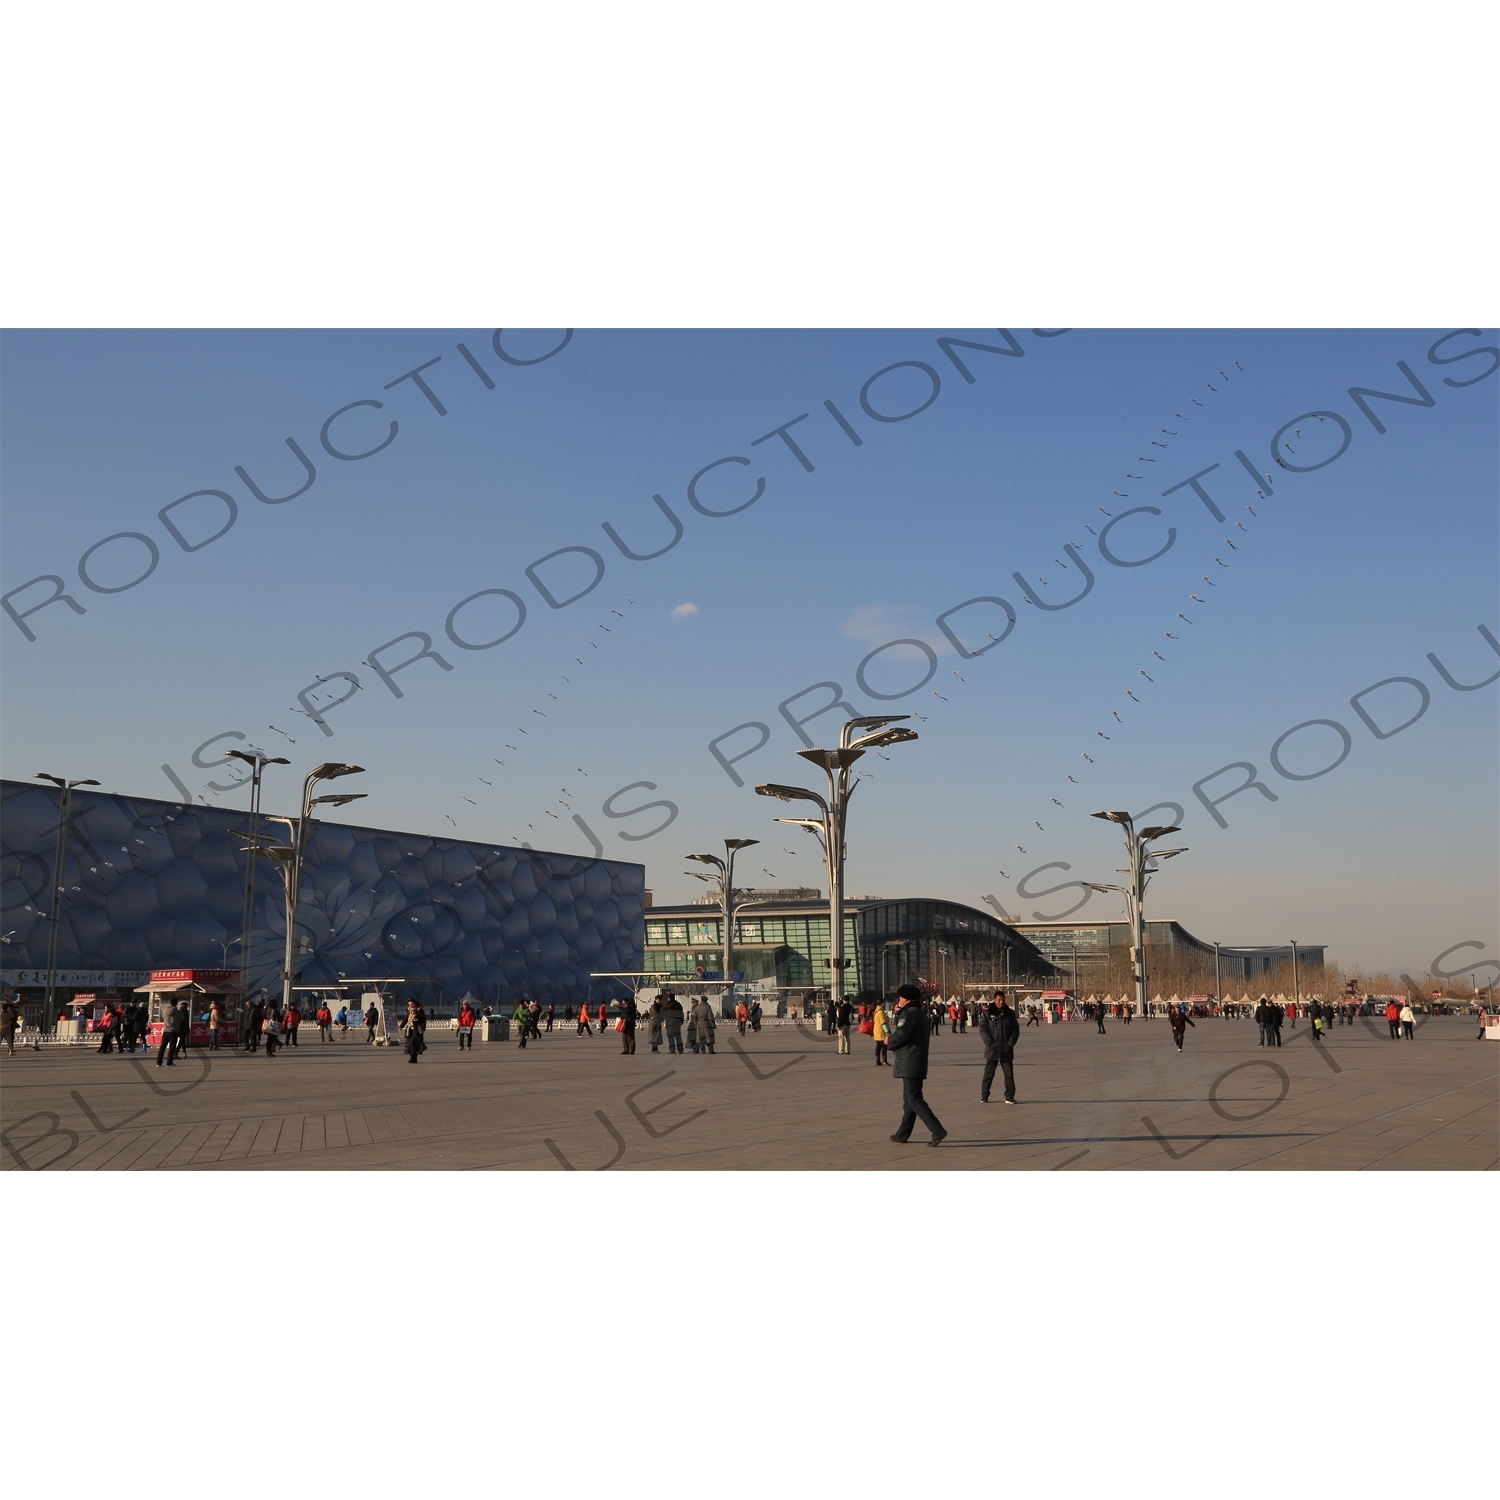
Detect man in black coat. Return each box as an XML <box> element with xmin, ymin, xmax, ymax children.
<box><xmin>978</xmin><ymin>992</ymin><xmax>1020</xmax><ymax>1103</ymax></box>
<box><xmin>888</xmin><ymin>983</ymin><xmax>947</xmax><ymax>1146</ymax></box>
<box><xmin>619</xmin><ymin>994</ymin><xmax>638</xmax><ymax>1055</ymax></box>
<box><xmin>1254</xmin><ymin>997</ymin><xmax>1271</xmax><ymax>1047</ymax></box>
<box><xmin>661</xmin><ymin>993</ymin><xmax>685</xmax><ymax>1054</ymax></box>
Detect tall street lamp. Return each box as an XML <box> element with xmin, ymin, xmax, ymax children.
<box><xmin>1086</xmin><ymin>809</ymin><xmax>1188</xmax><ymax>1022</ymax></box>
<box><xmin>756</xmin><ymin>715</ymin><xmax>918</xmax><ymax>1018</ymax></box>
<box><xmin>1289</xmin><ymin>939</ymin><xmax>1300</xmax><ymax>1011</ymax></box>
<box><xmin>880</xmin><ymin>937</ymin><xmax>907</xmax><ymax>991</ymax></box>
<box><xmin>1213</xmin><ymin>940</ymin><xmax>1222</xmax><ymax>1010</ymax></box>
<box><xmin>33</xmin><ymin>773</ymin><xmax>100</xmax><ymax>1032</ymax></box>
<box><xmin>262</xmin><ymin>764</ymin><xmax>365</xmax><ymax>1014</ymax></box>
<box><xmin>684</xmin><ymin>838</ymin><xmax>759</xmax><ymax>992</ymax></box>
<box><xmin>225</xmin><ymin>749</ymin><xmax>288</xmax><ymax>1002</ymax></box>
<box><xmin>236</xmin><ymin>835</ymin><xmax>296</xmax><ymax>1002</ymax></box>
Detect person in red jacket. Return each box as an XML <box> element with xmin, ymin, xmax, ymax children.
<box><xmin>285</xmin><ymin>1004</ymin><xmax>302</xmax><ymax>1046</ymax></box>
<box><xmin>577</xmin><ymin>1002</ymin><xmax>592</xmax><ymax>1037</ymax></box>
<box><xmin>457</xmin><ymin>1001</ymin><xmax>476</xmax><ymax>1050</ymax></box>
<box><xmin>1385</xmin><ymin>1000</ymin><xmax>1401</xmax><ymax>1040</ymax></box>
<box><xmin>315</xmin><ymin>1002</ymin><xmax>333</xmax><ymax>1041</ymax></box>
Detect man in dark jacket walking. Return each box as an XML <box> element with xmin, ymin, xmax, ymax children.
<box><xmin>1168</xmin><ymin>1004</ymin><xmax>1195</xmax><ymax>1053</ymax></box>
<box><xmin>619</xmin><ymin>994</ymin><xmax>638</xmax><ymax>1055</ymax></box>
<box><xmin>978</xmin><ymin>992</ymin><xmax>1020</xmax><ymax>1104</ymax></box>
<box><xmin>888</xmin><ymin>984</ymin><xmax>947</xmax><ymax>1146</ymax></box>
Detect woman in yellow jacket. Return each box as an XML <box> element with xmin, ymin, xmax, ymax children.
<box><xmin>872</xmin><ymin>999</ymin><xmax>890</xmax><ymax>1067</ymax></box>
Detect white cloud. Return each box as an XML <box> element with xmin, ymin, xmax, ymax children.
<box><xmin>670</xmin><ymin>602</ymin><xmax>698</xmax><ymax>620</ymax></box>
<box><xmin>838</xmin><ymin>603</ymin><xmax>953</xmax><ymax>657</ymax></box>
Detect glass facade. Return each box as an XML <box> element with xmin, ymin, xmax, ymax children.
<box><xmin>641</xmin><ymin>898</ymin><xmax>1048</xmax><ymax>990</ymax></box>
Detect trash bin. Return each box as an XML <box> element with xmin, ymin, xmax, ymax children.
<box><xmin>476</xmin><ymin>1016</ymin><xmax>509</xmax><ymax>1042</ymax></box>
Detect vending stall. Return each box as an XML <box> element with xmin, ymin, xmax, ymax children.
<box><xmin>135</xmin><ymin>968</ymin><xmax>243</xmax><ymax>1047</ymax></box>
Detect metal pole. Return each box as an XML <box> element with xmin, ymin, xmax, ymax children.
<box><xmin>828</xmin><ymin>794</ymin><xmax>843</xmax><ymax>1012</ymax></box>
<box><xmin>722</xmin><ymin>846</ymin><xmax>736</xmax><ymax>992</ymax></box>
<box><xmin>42</xmin><ymin>783</ymin><xmax>73</xmax><ymax>1033</ymax></box>
<box><xmin>1290</xmin><ymin>940</ymin><xmax>1300</xmax><ymax>1010</ymax></box>
<box><xmin>1214</xmin><ymin>941</ymin><xmax>1222</xmax><ymax>1009</ymax></box>
<box><xmin>240</xmin><ymin>759</ymin><xmax>262</xmax><ymax>1006</ymax></box>
<box><xmin>282</xmin><ymin>773</ymin><xmax>315</xmax><ymax>1016</ymax></box>
<box><xmin>825</xmin><ymin>769</ymin><xmax>846</xmax><ymax>1016</ymax></box>
<box><xmin>1133</xmin><ymin>842</ymin><xmax>1148</xmax><ymax>1021</ymax></box>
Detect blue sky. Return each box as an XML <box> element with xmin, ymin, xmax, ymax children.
<box><xmin>3</xmin><ymin>327</ymin><xmax>1495</xmax><ymax>975</ymax></box>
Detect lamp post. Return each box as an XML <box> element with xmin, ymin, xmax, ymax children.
<box><xmin>262</xmin><ymin>764</ymin><xmax>366</xmax><ymax>1015</ymax></box>
<box><xmin>881</xmin><ymin>938</ymin><xmax>906</xmax><ymax>991</ymax></box>
<box><xmin>33</xmin><ymin>773</ymin><xmax>100</xmax><ymax>1033</ymax></box>
<box><xmin>1289</xmin><ymin>939</ymin><xmax>1300</xmax><ymax>1011</ymax></box>
<box><xmin>684</xmin><ymin>838</ymin><xmax>759</xmax><ymax>993</ymax></box>
<box><xmin>1086</xmin><ymin>810</ymin><xmax>1188</xmax><ymax>1023</ymax></box>
<box><xmin>225</xmin><ymin>749</ymin><xmax>288</xmax><ymax>1003</ymax></box>
<box><xmin>756</xmin><ymin>716</ymin><xmax>918</xmax><ymax>1018</ymax></box>
<box><xmin>1213</xmin><ymin>940</ymin><xmax>1222</xmax><ymax>1011</ymax></box>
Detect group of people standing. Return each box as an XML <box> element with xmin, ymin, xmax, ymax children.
<box><xmin>240</xmin><ymin>1000</ymin><xmax>303</xmax><ymax>1055</ymax></box>
<box><xmin>733</xmin><ymin>998</ymin><xmax>765</xmax><ymax>1035</ymax></box>
<box><xmin>1383</xmin><ymin>999</ymin><xmax>1418</xmax><ymax>1040</ymax></box>
<box><xmin>89</xmin><ymin>999</ymin><xmax>150</xmax><ymax>1054</ymax></box>
<box><xmin>494</xmin><ymin>993</ymin><xmax>726</xmax><ymax>1056</ymax></box>
<box><xmin>643</xmin><ymin>991</ymin><xmax>718</xmax><ymax>1054</ymax></box>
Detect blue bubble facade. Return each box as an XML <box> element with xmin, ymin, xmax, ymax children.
<box><xmin>1</xmin><ymin>780</ymin><xmax>644</xmax><ymax>1001</ymax></box>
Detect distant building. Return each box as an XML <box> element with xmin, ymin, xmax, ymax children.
<box><xmin>644</xmin><ymin>894</ymin><xmax>1052</xmax><ymax>990</ymax></box>
<box><xmin>1005</xmin><ymin>918</ymin><xmax>1325</xmax><ymax>989</ymax></box>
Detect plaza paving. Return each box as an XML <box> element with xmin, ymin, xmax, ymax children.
<box><xmin>2</xmin><ymin>1013</ymin><xmax>1495</xmax><ymax>1170</ymax></box>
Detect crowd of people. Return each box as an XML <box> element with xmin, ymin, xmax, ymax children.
<box><xmin>30</xmin><ymin>978</ymin><xmax>1488</xmax><ymax>1076</ymax></box>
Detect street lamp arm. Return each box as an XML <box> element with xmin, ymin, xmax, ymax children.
<box><xmin>840</xmin><ymin>714</ymin><xmax>911</xmax><ymax>749</ymax></box>
<box><xmin>773</xmin><ymin>816</ymin><xmax>826</xmax><ymax>835</ymax></box>
<box><xmin>756</xmin><ymin>783</ymin><xmax>829</xmax><ymax>812</ymax></box>
<box><xmin>848</xmin><ymin>726</ymin><xmax>918</xmax><ymax>751</ymax></box>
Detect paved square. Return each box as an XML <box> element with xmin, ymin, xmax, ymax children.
<box><xmin>2</xmin><ymin>1014</ymin><xmax>1494</xmax><ymax>1170</ymax></box>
